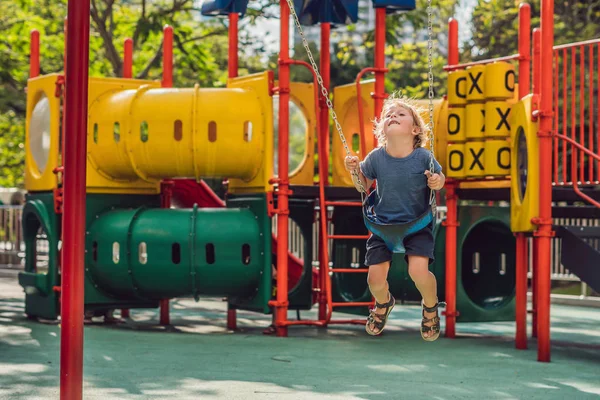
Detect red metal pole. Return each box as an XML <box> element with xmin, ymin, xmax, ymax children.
<box><xmin>227</xmin><ymin>13</ymin><xmax>239</xmax><ymax>329</ymax></box>
<box><xmin>535</xmin><ymin>0</ymin><xmax>554</xmax><ymax>363</ymax></box>
<box><xmin>374</xmin><ymin>7</ymin><xmax>386</xmax><ymax>147</ymax></box>
<box><xmin>515</xmin><ymin>233</ymin><xmax>528</xmax><ymax>349</ymax></box>
<box><xmin>30</xmin><ymin>30</ymin><xmax>40</xmax><ymax>78</ymax></box>
<box><xmin>274</xmin><ymin>0</ymin><xmax>291</xmax><ymax>337</ymax></box>
<box><xmin>443</xmin><ymin>18</ymin><xmax>459</xmax><ymax>339</ymax></box>
<box><xmin>123</xmin><ymin>38</ymin><xmax>133</xmax><ymax>78</ymax></box>
<box><xmin>533</xmin><ymin>28</ymin><xmax>541</xmax><ymax>96</ymax></box>
<box><xmin>443</xmin><ymin>182</ymin><xmax>458</xmax><ymax>338</ymax></box>
<box><xmin>121</xmin><ymin>37</ymin><xmax>133</xmax><ymax>320</ymax></box>
<box><xmin>162</xmin><ymin>25</ymin><xmax>173</xmax><ymax>87</ymax></box>
<box><xmin>228</xmin><ymin>13</ymin><xmax>239</xmax><ymax>78</ymax></box>
<box><xmin>531</xmin><ymin>237</ymin><xmax>538</xmax><ymax>337</ymax></box>
<box><xmin>448</xmin><ymin>18</ymin><xmax>459</xmax><ymax>66</ymax></box>
<box><xmin>518</xmin><ymin>3</ymin><xmax>531</xmax><ymax>99</ymax></box>
<box><xmin>317</xmin><ymin>22</ymin><xmax>331</xmax><ymax>322</ymax></box>
<box><xmin>158</xmin><ymin>28</ymin><xmax>174</xmax><ymax>326</ymax></box>
<box><xmin>60</xmin><ymin>0</ymin><xmax>91</xmax><ymax>397</ymax></box>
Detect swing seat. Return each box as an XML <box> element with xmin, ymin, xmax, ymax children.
<box><xmin>362</xmin><ymin>189</ymin><xmax>434</xmax><ymax>253</ymax></box>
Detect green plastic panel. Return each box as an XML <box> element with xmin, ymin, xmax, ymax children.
<box><xmin>86</xmin><ymin>206</ymin><xmax>265</xmax><ymax>300</ymax></box>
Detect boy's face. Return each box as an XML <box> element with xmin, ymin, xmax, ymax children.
<box><xmin>383</xmin><ymin>105</ymin><xmax>419</xmax><ymax>140</ymax></box>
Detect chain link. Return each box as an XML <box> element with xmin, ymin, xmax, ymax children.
<box><xmin>426</xmin><ymin>0</ymin><xmax>437</xmax><ymax>218</ymax></box>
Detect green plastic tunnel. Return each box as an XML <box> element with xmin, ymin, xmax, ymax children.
<box><xmin>85</xmin><ymin>206</ymin><xmax>265</xmax><ymax>300</ymax></box>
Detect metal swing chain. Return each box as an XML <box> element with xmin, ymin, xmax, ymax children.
<box><xmin>426</xmin><ymin>0</ymin><xmax>438</xmax><ymax>218</ymax></box>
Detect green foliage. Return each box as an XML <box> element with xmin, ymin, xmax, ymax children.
<box><xmin>0</xmin><ymin>110</ymin><xmax>25</xmax><ymax>187</ymax></box>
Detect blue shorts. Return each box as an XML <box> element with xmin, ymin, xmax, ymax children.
<box><xmin>364</xmin><ymin>226</ymin><xmax>435</xmax><ymax>266</ymax></box>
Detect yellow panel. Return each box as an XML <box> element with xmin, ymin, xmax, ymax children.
<box><xmin>447</xmin><ymin>106</ymin><xmax>466</xmax><ymax>143</ymax></box>
<box><xmin>484</xmin><ymin>139</ymin><xmax>511</xmax><ymax>176</ymax></box>
<box><xmin>25</xmin><ymin>74</ymin><xmax>61</xmax><ymax>192</ymax></box>
<box><xmin>466</xmin><ymin>103</ymin><xmax>485</xmax><ymax>140</ymax></box>
<box><xmin>286</xmin><ymin>82</ymin><xmax>317</xmax><ymax>186</ymax></box>
<box><xmin>465</xmin><ymin>141</ymin><xmax>486</xmax><ymax>177</ymax></box>
<box><xmin>459</xmin><ymin>179</ymin><xmax>511</xmax><ymax>189</ymax></box>
<box><xmin>446</xmin><ymin>143</ymin><xmax>466</xmax><ymax>178</ymax></box>
<box><xmin>466</xmin><ymin>65</ymin><xmax>486</xmax><ymax>102</ymax></box>
<box><xmin>510</xmin><ymin>95</ymin><xmax>539</xmax><ymax>232</ymax></box>
<box><xmin>447</xmin><ymin>70</ymin><xmax>467</xmax><ymax>106</ymax></box>
<box><xmin>86</xmin><ymin>77</ymin><xmax>162</xmax><ymax>194</ymax></box>
<box><xmin>332</xmin><ymin>80</ymin><xmax>375</xmax><ymax>187</ymax></box>
<box><xmin>485</xmin><ymin>62</ymin><xmax>516</xmax><ymax>100</ymax></box>
<box><xmin>485</xmin><ymin>101</ymin><xmax>512</xmax><ymax>138</ymax></box>
<box><xmin>227</xmin><ymin>71</ymin><xmax>274</xmax><ymax>194</ymax></box>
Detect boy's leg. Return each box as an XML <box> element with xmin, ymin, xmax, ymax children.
<box><xmin>407</xmin><ymin>255</ymin><xmax>439</xmax><ymax>339</ymax></box>
<box><xmin>403</xmin><ymin>226</ymin><xmax>440</xmax><ymax>339</ymax></box>
<box><xmin>365</xmin><ymin>234</ymin><xmax>394</xmax><ymax>335</ymax></box>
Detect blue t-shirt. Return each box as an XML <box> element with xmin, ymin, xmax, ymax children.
<box><xmin>359</xmin><ymin>146</ymin><xmax>442</xmax><ymax>224</ymax></box>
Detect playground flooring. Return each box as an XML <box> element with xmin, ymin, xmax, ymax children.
<box><xmin>1</xmin><ymin>272</ymin><xmax>600</xmax><ymax>400</ymax></box>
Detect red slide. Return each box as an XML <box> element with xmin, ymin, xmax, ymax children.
<box><xmin>170</xmin><ymin>179</ymin><xmax>305</xmax><ymax>290</ymax></box>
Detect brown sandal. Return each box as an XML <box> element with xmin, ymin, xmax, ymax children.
<box><xmin>365</xmin><ymin>293</ymin><xmax>395</xmax><ymax>336</ymax></box>
<box><xmin>421</xmin><ymin>300</ymin><xmax>446</xmax><ymax>342</ymax></box>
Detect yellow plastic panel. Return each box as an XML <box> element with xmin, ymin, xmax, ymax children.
<box><xmin>465</xmin><ymin>141</ymin><xmax>486</xmax><ymax>177</ymax></box>
<box><xmin>227</xmin><ymin>71</ymin><xmax>274</xmax><ymax>194</ymax></box>
<box><xmin>447</xmin><ymin>70</ymin><xmax>468</xmax><ymax>106</ymax></box>
<box><xmin>446</xmin><ymin>143</ymin><xmax>466</xmax><ymax>178</ymax></box>
<box><xmin>485</xmin><ymin>62</ymin><xmax>516</xmax><ymax>100</ymax></box>
<box><xmin>284</xmin><ymin>82</ymin><xmax>316</xmax><ymax>186</ymax></box>
<box><xmin>25</xmin><ymin>74</ymin><xmax>61</xmax><ymax>192</ymax></box>
<box><xmin>466</xmin><ymin>102</ymin><xmax>485</xmax><ymax>140</ymax></box>
<box><xmin>86</xmin><ymin>77</ymin><xmax>161</xmax><ymax>194</ymax></box>
<box><xmin>484</xmin><ymin>139</ymin><xmax>511</xmax><ymax>176</ymax></box>
<box><xmin>447</xmin><ymin>106</ymin><xmax>466</xmax><ymax>143</ymax></box>
<box><xmin>510</xmin><ymin>95</ymin><xmax>539</xmax><ymax>232</ymax></box>
<box><xmin>485</xmin><ymin>100</ymin><xmax>512</xmax><ymax>138</ymax></box>
<box><xmin>332</xmin><ymin>80</ymin><xmax>375</xmax><ymax>187</ymax></box>
<box><xmin>466</xmin><ymin>65</ymin><xmax>486</xmax><ymax>102</ymax></box>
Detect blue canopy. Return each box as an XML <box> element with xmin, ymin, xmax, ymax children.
<box><xmin>201</xmin><ymin>0</ymin><xmax>249</xmax><ymax>16</ymax></box>
<box><xmin>292</xmin><ymin>0</ymin><xmax>359</xmax><ymax>25</ymax></box>
<box><xmin>371</xmin><ymin>0</ymin><xmax>416</xmax><ymax>12</ymax></box>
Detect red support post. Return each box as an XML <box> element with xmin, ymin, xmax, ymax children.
<box><xmin>123</xmin><ymin>38</ymin><xmax>133</xmax><ymax>78</ymax></box>
<box><xmin>531</xmin><ymin>233</ymin><xmax>538</xmax><ymax>338</ymax></box>
<box><xmin>374</xmin><ymin>7</ymin><xmax>386</xmax><ymax>139</ymax></box>
<box><xmin>159</xmin><ymin>28</ymin><xmax>174</xmax><ymax>326</ymax></box>
<box><xmin>533</xmin><ymin>28</ymin><xmax>541</xmax><ymax>97</ymax></box>
<box><xmin>30</xmin><ymin>30</ymin><xmax>40</xmax><ymax>78</ymax></box>
<box><xmin>518</xmin><ymin>3</ymin><xmax>531</xmax><ymax>99</ymax></box>
<box><xmin>443</xmin><ymin>182</ymin><xmax>458</xmax><ymax>338</ymax></box>
<box><xmin>274</xmin><ymin>0</ymin><xmax>291</xmax><ymax>337</ymax></box>
<box><xmin>443</xmin><ymin>18</ymin><xmax>460</xmax><ymax>339</ymax></box>
<box><xmin>448</xmin><ymin>18</ymin><xmax>459</xmax><ymax>66</ymax></box>
<box><xmin>60</xmin><ymin>0</ymin><xmax>91</xmax><ymax>397</ymax></box>
<box><xmin>228</xmin><ymin>13</ymin><xmax>239</xmax><ymax>78</ymax></box>
<box><xmin>515</xmin><ymin>233</ymin><xmax>528</xmax><ymax>349</ymax></box>
<box><xmin>318</xmin><ymin>22</ymin><xmax>331</xmax><ymax>322</ymax></box>
<box><xmin>226</xmin><ymin>12</ymin><xmax>239</xmax><ymax>329</ymax></box>
<box><xmin>535</xmin><ymin>0</ymin><xmax>555</xmax><ymax>363</ymax></box>
<box><xmin>121</xmin><ymin>37</ymin><xmax>133</xmax><ymax>319</ymax></box>
<box><xmin>162</xmin><ymin>25</ymin><xmax>173</xmax><ymax>87</ymax></box>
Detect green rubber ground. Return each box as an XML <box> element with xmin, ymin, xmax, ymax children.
<box><xmin>1</xmin><ymin>273</ymin><xmax>600</xmax><ymax>399</ymax></box>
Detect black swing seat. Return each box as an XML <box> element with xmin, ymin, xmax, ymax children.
<box><xmin>362</xmin><ymin>189</ymin><xmax>435</xmax><ymax>253</ymax></box>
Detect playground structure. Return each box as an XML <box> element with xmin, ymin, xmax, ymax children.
<box><xmin>14</xmin><ymin>0</ymin><xmax>600</xmax><ymax>398</ymax></box>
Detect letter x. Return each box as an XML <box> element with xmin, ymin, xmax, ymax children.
<box><xmin>469</xmin><ymin>148</ymin><xmax>484</xmax><ymax>170</ymax></box>
<box><xmin>469</xmin><ymin>72</ymin><xmax>483</xmax><ymax>95</ymax></box>
<box><xmin>496</xmin><ymin>108</ymin><xmax>510</xmax><ymax>130</ymax></box>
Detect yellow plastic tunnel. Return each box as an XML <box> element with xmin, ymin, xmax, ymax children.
<box><xmin>88</xmin><ymin>84</ymin><xmax>267</xmax><ymax>183</ymax></box>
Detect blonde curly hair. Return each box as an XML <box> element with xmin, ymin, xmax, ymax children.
<box><xmin>373</xmin><ymin>93</ymin><xmax>429</xmax><ymax>149</ymax></box>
